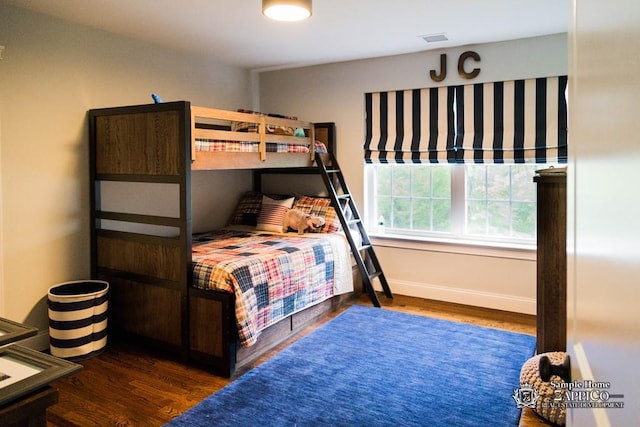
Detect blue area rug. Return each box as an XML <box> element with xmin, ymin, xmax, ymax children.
<box><xmin>167</xmin><ymin>305</ymin><xmax>535</xmax><ymax>426</ymax></box>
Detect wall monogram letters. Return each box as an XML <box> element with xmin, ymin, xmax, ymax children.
<box><xmin>429</xmin><ymin>51</ymin><xmax>481</xmax><ymax>82</ymax></box>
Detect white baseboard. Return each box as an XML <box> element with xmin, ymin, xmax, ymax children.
<box><xmin>377</xmin><ymin>278</ymin><xmax>536</xmax><ymax>315</ymax></box>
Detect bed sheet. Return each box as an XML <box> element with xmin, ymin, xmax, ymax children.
<box><xmin>191</xmin><ymin>228</ymin><xmax>352</xmax><ymax>347</ymax></box>
<box><xmin>194</xmin><ymin>140</ymin><xmax>327</xmax><ymax>153</ymax></box>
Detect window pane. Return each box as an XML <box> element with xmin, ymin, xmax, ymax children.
<box><xmin>512</xmin><ymin>201</ymin><xmax>536</xmax><ymax>237</ymax></box>
<box><xmin>486</xmin><ymin>166</ymin><xmax>510</xmax><ymax>200</ymax></box>
<box><xmin>432</xmin><ymin>166</ymin><xmax>451</xmax><ymax>198</ymax></box>
<box><xmin>512</xmin><ymin>165</ymin><xmax>538</xmax><ymax>202</ymax></box>
<box><xmin>391</xmin><ymin>197</ymin><xmax>411</xmax><ymax>228</ymax></box>
<box><xmin>392</xmin><ymin>167</ymin><xmax>410</xmax><ymax>197</ymax></box>
<box><xmin>377</xmin><ymin>196</ymin><xmax>391</xmax><ymax>226</ymax></box>
<box><xmin>487</xmin><ymin>201</ymin><xmax>510</xmax><ymax>236</ymax></box>
<box><xmin>412</xmin><ymin>199</ymin><xmax>432</xmax><ymax>229</ymax></box>
<box><xmin>411</xmin><ymin>166</ymin><xmax>431</xmax><ymax>198</ymax></box>
<box><xmin>466</xmin><ymin>200</ymin><xmax>486</xmax><ymax>234</ymax></box>
<box><xmin>432</xmin><ymin>199</ymin><xmax>452</xmax><ymax>232</ymax></box>
<box><xmin>466</xmin><ymin>165</ymin><xmax>486</xmax><ymax>200</ymax></box>
<box><xmin>377</xmin><ymin>166</ymin><xmax>391</xmax><ymax>196</ymax></box>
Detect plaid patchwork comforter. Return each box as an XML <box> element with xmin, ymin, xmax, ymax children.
<box><xmin>192</xmin><ymin>229</ymin><xmax>348</xmax><ymax>347</ymax></box>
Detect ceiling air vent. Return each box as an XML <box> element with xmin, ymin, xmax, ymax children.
<box><xmin>421</xmin><ymin>33</ymin><xmax>448</xmax><ymax>43</ymax></box>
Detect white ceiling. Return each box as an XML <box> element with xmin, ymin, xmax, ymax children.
<box><xmin>2</xmin><ymin>0</ymin><xmax>569</xmax><ymax>71</ymax></box>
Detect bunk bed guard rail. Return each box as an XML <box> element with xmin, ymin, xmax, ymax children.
<box><xmin>190</xmin><ymin>106</ymin><xmax>316</xmax><ymax>163</ymax></box>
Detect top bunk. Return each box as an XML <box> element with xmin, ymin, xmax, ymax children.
<box><xmin>191</xmin><ymin>105</ymin><xmax>325</xmax><ymax>170</ymax></box>
<box><xmin>89</xmin><ymin>101</ymin><xmax>332</xmax><ymax>178</ymax></box>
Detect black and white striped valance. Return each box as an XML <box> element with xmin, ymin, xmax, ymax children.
<box><xmin>364</xmin><ymin>87</ymin><xmax>456</xmax><ymax>163</ymax></box>
<box><xmin>455</xmin><ymin>76</ymin><xmax>568</xmax><ymax>163</ymax></box>
<box><xmin>364</xmin><ymin>76</ymin><xmax>568</xmax><ymax>164</ymax></box>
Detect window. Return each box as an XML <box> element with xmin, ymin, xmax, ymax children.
<box><xmin>371</xmin><ymin>164</ymin><xmax>452</xmax><ymax>234</ymax></box>
<box><xmin>363</xmin><ymin>76</ymin><xmax>568</xmax><ymax>247</ymax></box>
<box><xmin>367</xmin><ymin>163</ymin><xmax>540</xmax><ymax>245</ymax></box>
<box><xmin>464</xmin><ymin>164</ymin><xmax>537</xmax><ymax>240</ymax></box>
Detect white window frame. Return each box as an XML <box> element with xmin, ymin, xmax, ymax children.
<box><xmin>364</xmin><ymin>163</ymin><xmax>538</xmax><ymax>259</ymax></box>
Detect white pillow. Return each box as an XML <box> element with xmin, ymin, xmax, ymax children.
<box><xmin>256</xmin><ymin>195</ymin><xmax>295</xmax><ymax>233</ymax></box>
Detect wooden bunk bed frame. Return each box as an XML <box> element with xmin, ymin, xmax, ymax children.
<box><xmin>89</xmin><ymin>101</ymin><xmax>361</xmax><ymax>377</ymax></box>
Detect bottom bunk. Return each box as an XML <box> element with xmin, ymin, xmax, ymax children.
<box><xmin>189</xmin><ymin>267</ymin><xmax>362</xmax><ymax>377</ymax></box>
<box><xmin>186</xmin><ymin>224</ymin><xmax>361</xmax><ymax>377</ymax></box>
<box><xmin>99</xmin><ymin>189</ymin><xmax>362</xmax><ymax>377</ymax></box>
<box><xmin>102</xmin><ymin>228</ymin><xmax>361</xmax><ymax>378</ymax></box>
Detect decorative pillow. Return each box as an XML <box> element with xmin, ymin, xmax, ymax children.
<box><xmin>293</xmin><ymin>196</ymin><xmax>341</xmax><ymax>233</ymax></box>
<box><xmin>293</xmin><ymin>204</ymin><xmax>340</xmax><ymax>233</ymax></box>
<box><xmin>294</xmin><ymin>196</ymin><xmax>331</xmax><ymax>208</ymax></box>
<box><xmin>256</xmin><ymin>195</ymin><xmax>295</xmax><ymax>233</ymax></box>
<box><xmin>229</xmin><ymin>192</ymin><xmax>262</xmax><ymax>226</ymax></box>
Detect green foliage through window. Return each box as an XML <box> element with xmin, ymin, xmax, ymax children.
<box><xmin>374</xmin><ymin>164</ymin><xmax>452</xmax><ymax>233</ymax></box>
<box><xmin>369</xmin><ymin>163</ymin><xmax>539</xmax><ymax>243</ymax></box>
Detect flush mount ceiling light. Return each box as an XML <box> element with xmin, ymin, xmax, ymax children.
<box><xmin>263</xmin><ymin>0</ymin><xmax>312</xmax><ymax>22</ymax></box>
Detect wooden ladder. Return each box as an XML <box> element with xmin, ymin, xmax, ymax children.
<box><xmin>315</xmin><ymin>152</ymin><xmax>393</xmax><ymax>307</ymax></box>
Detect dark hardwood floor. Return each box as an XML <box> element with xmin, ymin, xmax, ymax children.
<box><xmin>46</xmin><ymin>294</ymin><xmax>544</xmax><ymax>427</ymax></box>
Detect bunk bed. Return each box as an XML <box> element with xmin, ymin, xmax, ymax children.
<box><xmin>89</xmin><ymin>101</ymin><xmax>361</xmax><ymax>377</ymax></box>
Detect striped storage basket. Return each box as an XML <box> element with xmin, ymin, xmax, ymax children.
<box><xmin>48</xmin><ymin>280</ymin><xmax>109</xmax><ymax>360</ymax></box>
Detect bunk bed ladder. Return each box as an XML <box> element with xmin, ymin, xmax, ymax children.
<box><xmin>315</xmin><ymin>152</ymin><xmax>393</xmax><ymax>308</ymax></box>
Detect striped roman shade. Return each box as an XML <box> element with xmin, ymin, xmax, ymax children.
<box><xmin>364</xmin><ymin>87</ymin><xmax>456</xmax><ymax>163</ymax></box>
<box><xmin>455</xmin><ymin>76</ymin><xmax>568</xmax><ymax>163</ymax></box>
<box><xmin>364</xmin><ymin>76</ymin><xmax>567</xmax><ymax>164</ymax></box>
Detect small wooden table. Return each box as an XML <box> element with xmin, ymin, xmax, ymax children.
<box><xmin>0</xmin><ymin>317</ymin><xmax>81</xmax><ymax>426</ymax></box>
<box><xmin>0</xmin><ymin>386</ymin><xmax>58</xmax><ymax>427</ymax></box>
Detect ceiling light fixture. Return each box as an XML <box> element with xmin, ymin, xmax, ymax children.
<box><xmin>263</xmin><ymin>0</ymin><xmax>312</xmax><ymax>22</ymax></box>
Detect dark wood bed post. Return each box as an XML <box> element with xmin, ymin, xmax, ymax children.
<box><xmin>88</xmin><ymin>110</ymin><xmax>98</xmax><ymax>280</ymax></box>
<box><xmin>89</xmin><ymin>101</ymin><xmax>193</xmax><ymax>361</ymax></box>
<box><xmin>178</xmin><ymin>101</ymin><xmax>193</xmax><ymax>361</ymax></box>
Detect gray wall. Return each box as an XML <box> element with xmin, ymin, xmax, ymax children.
<box><xmin>259</xmin><ymin>34</ymin><xmax>568</xmax><ymax>314</ymax></box>
<box><xmin>0</xmin><ymin>4</ymin><xmax>252</xmax><ymax>347</ymax></box>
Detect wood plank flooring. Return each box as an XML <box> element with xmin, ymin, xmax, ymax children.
<box><xmin>46</xmin><ymin>294</ymin><xmax>547</xmax><ymax>427</ymax></box>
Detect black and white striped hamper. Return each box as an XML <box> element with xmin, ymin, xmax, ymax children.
<box><xmin>47</xmin><ymin>280</ymin><xmax>109</xmax><ymax>360</ymax></box>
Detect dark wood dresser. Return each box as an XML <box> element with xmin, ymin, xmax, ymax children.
<box><xmin>534</xmin><ymin>168</ymin><xmax>567</xmax><ymax>353</ymax></box>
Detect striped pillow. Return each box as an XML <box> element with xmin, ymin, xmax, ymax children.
<box><xmin>256</xmin><ymin>195</ymin><xmax>295</xmax><ymax>233</ymax></box>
